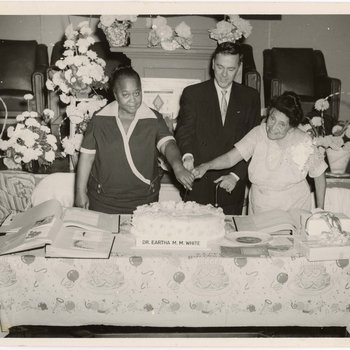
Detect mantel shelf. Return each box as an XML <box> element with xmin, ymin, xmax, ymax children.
<box><xmin>110</xmin><ymin>45</ymin><xmax>214</xmax><ymax>60</ymax></box>
<box><xmin>109</xmin><ymin>44</ymin><xmax>213</xmax><ymax>81</ymax></box>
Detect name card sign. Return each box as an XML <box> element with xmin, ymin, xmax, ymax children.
<box><xmin>135</xmin><ymin>237</ymin><xmax>208</xmax><ymax>250</ymax></box>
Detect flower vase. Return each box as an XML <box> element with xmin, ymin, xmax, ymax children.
<box><xmin>22</xmin><ymin>160</ymin><xmax>49</xmax><ymax>174</ymax></box>
<box><xmin>103</xmin><ymin>25</ymin><xmax>130</xmax><ymax>47</ymax></box>
<box><xmin>326</xmin><ymin>148</ymin><xmax>350</xmax><ymax>174</ymax></box>
<box><xmin>22</xmin><ymin>160</ymin><xmax>38</xmax><ymax>173</ymax></box>
<box><xmin>69</xmin><ymin>148</ymin><xmax>80</xmax><ymax>172</ymax></box>
<box><xmin>69</xmin><ymin>121</ymin><xmax>80</xmax><ymax>172</ymax></box>
<box><xmin>66</xmin><ymin>97</ymin><xmax>90</xmax><ymax>172</ymax></box>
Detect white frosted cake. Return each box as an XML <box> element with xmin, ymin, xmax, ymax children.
<box><xmin>131</xmin><ymin>201</ymin><xmax>226</xmax><ymax>249</ymax></box>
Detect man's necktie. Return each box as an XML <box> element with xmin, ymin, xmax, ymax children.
<box><xmin>221</xmin><ymin>89</ymin><xmax>228</xmax><ymax>125</ymax></box>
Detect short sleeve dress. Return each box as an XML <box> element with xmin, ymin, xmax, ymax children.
<box><xmin>80</xmin><ymin>101</ymin><xmax>174</xmax><ymax>214</ymax></box>
<box><xmin>235</xmin><ymin>123</ymin><xmax>327</xmax><ymax>214</ymax></box>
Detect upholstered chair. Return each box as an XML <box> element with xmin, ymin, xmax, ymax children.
<box><xmin>240</xmin><ymin>43</ymin><xmax>261</xmax><ymax>93</ymax></box>
<box><xmin>0</xmin><ymin>39</ymin><xmax>49</xmax><ymax>123</ymax></box>
<box><xmin>263</xmin><ymin>47</ymin><xmax>341</xmax><ymax>120</ymax></box>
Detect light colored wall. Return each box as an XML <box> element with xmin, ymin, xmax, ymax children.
<box><xmin>0</xmin><ymin>14</ymin><xmax>350</xmax><ymax>120</ymax></box>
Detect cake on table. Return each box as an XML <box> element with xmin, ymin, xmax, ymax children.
<box><xmin>131</xmin><ymin>201</ymin><xmax>226</xmax><ymax>249</ymax></box>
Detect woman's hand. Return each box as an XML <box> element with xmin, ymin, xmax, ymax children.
<box><xmin>192</xmin><ymin>163</ymin><xmax>209</xmax><ymax>179</ymax></box>
<box><xmin>214</xmin><ymin>174</ymin><xmax>238</xmax><ymax>194</ymax></box>
<box><xmin>75</xmin><ymin>192</ymin><xmax>90</xmax><ymax>209</ymax></box>
<box><xmin>173</xmin><ymin>165</ymin><xmax>195</xmax><ymax>191</ymax></box>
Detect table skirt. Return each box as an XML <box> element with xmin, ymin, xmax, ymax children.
<box><xmin>1</xmin><ymin>234</ymin><xmax>350</xmax><ymax>332</ymax></box>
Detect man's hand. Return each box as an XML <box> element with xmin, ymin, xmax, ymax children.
<box><xmin>173</xmin><ymin>165</ymin><xmax>195</xmax><ymax>191</ymax></box>
<box><xmin>192</xmin><ymin>163</ymin><xmax>209</xmax><ymax>179</ymax></box>
<box><xmin>214</xmin><ymin>174</ymin><xmax>238</xmax><ymax>193</ymax></box>
<box><xmin>183</xmin><ymin>154</ymin><xmax>194</xmax><ymax>172</ymax></box>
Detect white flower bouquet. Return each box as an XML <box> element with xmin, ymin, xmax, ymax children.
<box><xmin>46</xmin><ymin>21</ymin><xmax>109</xmax><ymax>104</ymax></box>
<box><xmin>61</xmin><ymin>96</ymin><xmax>107</xmax><ymax>155</ymax></box>
<box><xmin>98</xmin><ymin>15</ymin><xmax>138</xmax><ymax>47</ymax></box>
<box><xmin>0</xmin><ymin>95</ymin><xmax>63</xmax><ymax>170</ymax></box>
<box><xmin>146</xmin><ymin>16</ymin><xmax>193</xmax><ymax>51</ymax></box>
<box><xmin>209</xmin><ymin>15</ymin><xmax>252</xmax><ymax>44</ymax></box>
<box><xmin>317</xmin><ymin>121</ymin><xmax>350</xmax><ymax>151</ymax></box>
<box><xmin>299</xmin><ymin>92</ymin><xmax>350</xmax><ymax>151</ymax></box>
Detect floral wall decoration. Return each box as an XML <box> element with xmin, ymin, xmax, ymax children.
<box><xmin>98</xmin><ymin>15</ymin><xmax>138</xmax><ymax>47</ymax></box>
<box><xmin>45</xmin><ymin>21</ymin><xmax>108</xmax><ymax>161</ymax></box>
<box><xmin>0</xmin><ymin>94</ymin><xmax>64</xmax><ymax>172</ymax></box>
<box><xmin>208</xmin><ymin>15</ymin><xmax>252</xmax><ymax>44</ymax></box>
<box><xmin>146</xmin><ymin>16</ymin><xmax>193</xmax><ymax>51</ymax></box>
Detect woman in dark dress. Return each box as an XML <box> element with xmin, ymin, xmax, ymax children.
<box><xmin>75</xmin><ymin>66</ymin><xmax>194</xmax><ymax>214</ymax></box>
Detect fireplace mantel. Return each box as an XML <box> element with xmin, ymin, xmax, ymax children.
<box><xmin>110</xmin><ymin>45</ymin><xmax>214</xmax><ymax>81</ymax></box>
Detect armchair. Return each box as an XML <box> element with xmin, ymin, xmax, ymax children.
<box><xmin>263</xmin><ymin>47</ymin><xmax>341</xmax><ymax>120</ymax></box>
<box><xmin>0</xmin><ymin>39</ymin><xmax>49</xmax><ymax>123</ymax></box>
<box><xmin>240</xmin><ymin>43</ymin><xmax>261</xmax><ymax>93</ymax></box>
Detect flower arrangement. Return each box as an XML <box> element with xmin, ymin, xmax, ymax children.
<box><xmin>0</xmin><ymin>94</ymin><xmax>63</xmax><ymax>171</ymax></box>
<box><xmin>317</xmin><ymin>121</ymin><xmax>350</xmax><ymax>151</ymax></box>
<box><xmin>45</xmin><ymin>21</ymin><xmax>108</xmax><ymax>160</ymax></box>
<box><xmin>146</xmin><ymin>16</ymin><xmax>193</xmax><ymax>51</ymax></box>
<box><xmin>98</xmin><ymin>15</ymin><xmax>138</xmax><ymax>47</ymax></box>
<box><xmin>209</xmin><ymin>15</ymin><xmax>252</xmax><ymax>44</ymax></box>
<box><xmin>60</xmin><ymin>96</ymin><xmax>107</xmax><ymax>155</ymax></box>
<box><xmin>299</xmin><ymin>92</ymin><xmax>350</xmax><ymax>151</ymax></box>
<box><xmin>46</xmin><ymin>21</ymin><xmax>109</xmax><ymax>104</ymax></box>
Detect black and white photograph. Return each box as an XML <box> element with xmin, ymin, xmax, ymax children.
<box><xmin>0</xmin><ymin>1</ymin><xmax>350</xmax><ymax>347</ymax></box>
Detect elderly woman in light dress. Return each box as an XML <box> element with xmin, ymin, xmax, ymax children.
<box><xmin>193</xmin><ymin>91</ymin><xmax>327</xmax><ymax>214</ymax></box>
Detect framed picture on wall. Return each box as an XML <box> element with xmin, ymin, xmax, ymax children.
<box><xmin>141</xmin><ymin>77</ymin><xmax>201</xmax><ymax>131</ymax></box>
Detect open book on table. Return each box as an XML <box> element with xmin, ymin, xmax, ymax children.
<box><xmin>229</xmin><ymin>208</ymin><xmax>308</xmax><ymax>235</ymax></box>
<box><xmin>0</xmin><ymin>199</ymin><xmax>119</xmax><ymax>258</ymax></box>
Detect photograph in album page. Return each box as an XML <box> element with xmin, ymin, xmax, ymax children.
<box><xmin>0</xmin><ymin>199</ymin><xmax>120</xmax><ymax>235</ymax></box>
<box><xmin>45</xmin><ymin>226</ymin><xmax>115</xmax><ymax>259</ymax></box>
<box><xmin>0</xmin><ymin>199</ymin><xmax>117</xmax><ymax>256</ymax></box>
<box><xmin>62</xmin><ymin>206</ymin><xmax>120</xmax><ymax>233</ymax></box>
<box><xmin>0</xmin><ymin>220</ymin><xmax>115</xmax><ymax>257</ymax></box>
<box><xmin>0</xmin><ymin>212</ymin><xmax>62</xmax><ymax>255</ymax></box>
<box><xmin>0</xmin><ymin>198</ymin><xmax>62</xmax><ymax>234</ymax></box>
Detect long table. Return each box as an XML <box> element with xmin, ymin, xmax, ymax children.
<box><xmin>1</xmin><ymin>222</ymin><xmax>350</xmax><ymax>335</ymax></box>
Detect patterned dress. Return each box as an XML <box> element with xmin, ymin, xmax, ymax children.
<box><xmin>235</xmin><ymin>123</ymin><xmax>327</xmax><ymax>214</ymax></box>
<box><xmin>80</xmin><ymin>101</ymin><xmax>174</xmax><ymax>214</ymax></box>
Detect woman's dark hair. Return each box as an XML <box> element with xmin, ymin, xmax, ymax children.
<box><xmin>111</xmin><ymin>64</ymin><xmax>141</xmax><ymax>90</ymax></box>
<box><xmin>267</xmin><ymin>91</ymin><xmax>303</xmax><ymax>127</ymax></box>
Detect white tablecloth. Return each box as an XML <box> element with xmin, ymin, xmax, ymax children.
<box><xmin>0</xmin><ymin>229</ymin><xmax>350</xmax><ymax>333</ymax></box>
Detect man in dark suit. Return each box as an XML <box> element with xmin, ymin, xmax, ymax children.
<box><xmin>175</xmin><ymin>42</ymin><xmax>261</xmax><ymax>215</ymax></box>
